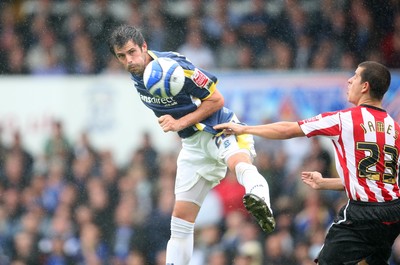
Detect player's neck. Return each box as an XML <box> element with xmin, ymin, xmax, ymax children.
<box><xmin>358</xmin><ymin>99</ymin><xmax>382</xmax><ymax>109</ymax></box>
<box><xmin>145</xmin><ymin>53</ymin><xmax>153</xmax><ymax>65</ymax></box>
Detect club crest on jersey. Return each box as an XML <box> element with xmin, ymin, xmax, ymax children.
<box><xmin>191</xmin><ymin>68</ymin><xmax>212</xmax><ymax>89</ymax></box>
<box><xmin>224</xmin><ymin>139</ymin><xmax>231</xmax><ymax>148</ymax></box>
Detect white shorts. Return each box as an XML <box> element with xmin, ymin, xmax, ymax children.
<box><xmin>175</xmin><ymin>115</ymin><xmax>256</xmax><ymax>205</ymax></box>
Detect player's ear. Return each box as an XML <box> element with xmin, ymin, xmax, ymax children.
<box><xmin>142</xmin><ymin>41</ymin><xmax>148</xmax><ymax>52</ymax></box>
<box><xmin>361</xmin><ymin>81</ymin><xmax>370</xmax><ymax>94</ymax></box>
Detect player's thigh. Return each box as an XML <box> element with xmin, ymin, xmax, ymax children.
<box><xmin>174</xmin><ymin>177</ymin><xmax>214</xmax><ymax>222</ymax></box>
<box><xmin>363</xmin><ymin>222</ymin><xmax>400</xmax><ymax>264</ymax></box>
<box><xmin>318</xmin><ymin>222</ymin><xmax>395</xmax><ymax>265</ymax></box>
<box><xmin>176</xmin><ymin>133</ymin><xmax>227</xmax><ymax>194</ymax></box>
<box><xmin>214</xmin><ymin>133</ymin><xmax>256</xmax><ymax>165</ymax></box>
<box><xmin>318</xmin><ymin>224</ymin><xmax>371</xmax><ymax>265</ymax></box>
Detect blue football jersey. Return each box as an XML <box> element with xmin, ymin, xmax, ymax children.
<box><xmin>131</xmin><ymin>50</ymin><xmax>234</xmax><ymax>138</ymax></box>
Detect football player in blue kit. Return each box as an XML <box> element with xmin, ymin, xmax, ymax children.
<box><xmin>108</xmin><ymin>24</ymin><xmax>275</xmax><ymax>265</ymax></box>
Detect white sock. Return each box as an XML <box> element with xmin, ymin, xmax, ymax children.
<box><xmin>235</xmin><ymin>162</ymin><xmax>272</xmax><ymax>208</ymax></box>
<box><xmin>166</xmin><ymin>216</ymin><xmax>195</xmax><ymax>265</ymax></box>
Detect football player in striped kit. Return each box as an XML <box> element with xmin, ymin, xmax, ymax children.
<box><xmin>108</xmin><ymin>25</ymin><xmax>275</xmax><ymax>265</ymax></box>
<box><xmin>215</xmin><ymin>61</ymin><xmax>400</xmax><ymax>265</ymax></box>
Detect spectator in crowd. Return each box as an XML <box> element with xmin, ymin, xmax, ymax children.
<box><xmin>73</xmin><ymin>131</ymin><xmax>99</xmax><ymax>167</ymax></box>
<box><xmin>201</xmin><ymin>3</ymin><xmax>226</xmax><ymax>49</ymax></box>
<box><xmin>213</xmin><ymin>170</ymin><xmax>246</xmax><ymax>219</ymax></box>
<box><xmin>271</xmin><ymin>0</ymin><xmax>309</xmax><ymax>51</ymax></box>
<box><xmin>126</xmin><ymin>250</ymin><xmax>146</xmax><ymax>265</ymax></box>
<box><xmin>237</xmin><ymin>44</ymin><xmax>256</xmax><ymax>69</ymax></box>
<box><xmin>293</xmin><ymin>190</ymin><xmax>334</xmax><ymax>241</ymax></box>
<box><xmin>338</xmin><ymin>51</ymin><xmax>357</xmax><ymax>70</ymax></box>
<box><xmin>69</xmin><ymin>33</ymin><xmax>97</xmax><ymax>74</ymax></box>
<box><xmin>263</xmin><ymin>233</ymin><xmax>295</xmax><ymax>265</ymax></box>
<box><xmin>69</xmin><ymin>155</ymin><xmax>93</xmax><ymax>204</ymax></box>
<box><xmin>253</xmin><ymin>150</ymin><xmax>284</xmax><ymax>204</ymax></box>
<box><xmin>5</xmin><ymin>43</ymin><xmax>29</xmax><ymax>74</ymax></box>
<box><xmin>133</xmin><ymin>132</ymin><xmax>159</xmax><ymax>181</ymax></box>
<box><xmin>145</xmin><ymin>12</ymin><xmax>168</xmax><ymax>51</ymax></box>
<box><xmin>0</xmin><ymin>3</ymin><xmax>30</xmax><ymax>74</ymax></box>
<box><xmin>43</xmin><ymin>120</ymin><xmax>73</xmax><ymax>171</ymax></box>
<box><xmin>206</xmin><ymin>246</ymin><xmax>228</xmax><ymax>265</ymax></box>
<box><xmin>140</xmin><ymin>188</ymin><xmax>174</xmax><ymax>264</ymax></box>
<box><xmin>74</xmin><ymin>222</ymin><xmax>110</xmax><ymax>264</ymax></box>
<box><xmin>0</xmin><ymin>128</ymin><xmax>7</xmax><ymax>167</ymax></box>
<box><xmin>190</xmin><ymin>224</ymin><xmax>223</xmax><ymax>265</ymax></box>
<box><xmin>237</xmin><ymin>0</ymin><xmax>270</xmax><ymax>57</ymax></box>
<box><xmin>346</xmin><ymin>0</ymin><xmax>380</xmax><ymax>62</ymax></box>
<box><xmin>293</xmin><ymin>32</ymin><xmax>314</xmax><ymax>69</ymax></box>
<box><xmin>177</xmin><ymin>18</ymin><xmax>216</xmax><ymax>69</ymax></box>
<box><xmin>12</xmin><ymin>231</ymin><xmax>41</xmax><ymax>265</ymax></box>
<box><xmin>236</xmin><ymin>222</ymin><xmax>264</xmax><ymax>265</ymax></box>
<box><xmin>86</xmin><ymin>177</ymin><xmax>114</xmax><ymax>244</ymax></box>
<box><xmin>0</xmin><ymin>4</ymin><xmax>19</xmax><ymax>73</ymax></box>
<box><xmin>110</xmin><ymin>197</ymin><xmax>137</xmax><ymax>264</ymax></box>
<box><xmin>382</xmin><ymin>12</ymin><xmax>400</xmax><ymax>68</ymax></box>
<box><xmin>41</xmin><ymin>160</ymin><xmax>66</xmax><ymax>215</ymax></box>
<box><xmin>26</xmin><ymin>29</ymin><xmax>67</xmax><ymax>75</ymax></box>
<box><xmin>2</xmin><ymin>154</ymin><xmax>28</xmax><ymax>190</ymax></box>
<box><xmin>309</xmin><ymin>38</ymin><xmax>335</xmax><ymax>70</ymax></box>
<box><xmin>301</xmin><ymin>137</ymin><xmax>332</xmax><ymax>178</ymax></box>
<box><xmin>215</xmin><ymin>28</ymin><xmax>241</xmax><ymax>69</ymax></box>
<box><xmin>257</xmin><ymin>38</ymin><xmax>289</xmax><ymax>69</ymax></box>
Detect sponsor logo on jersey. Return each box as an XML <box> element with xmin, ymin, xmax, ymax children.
<box><xmin>139</xmin><ymin>93</ymin><xmax>178</xmax><ymax>107</ymax></box>
<box><xmin>191</xmin><ymin>68</ymin><xmax>212</xmax><ymax>89</ymax></box>
<box><xmin>302</xmin><ymin>114</ymin><xmax>322</xmax><ymax>123</ymax></box>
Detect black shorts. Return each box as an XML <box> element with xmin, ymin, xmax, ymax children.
<box><xmin>316</xmin><ymin>200</ymin><xmax>400</xmax><ymax>265</ymax></box>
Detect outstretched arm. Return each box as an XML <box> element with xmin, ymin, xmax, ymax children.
<box><xmin>213</xmin><ymin>121</ymin><xmax>305</xmax><ymax>139</ymax></box>
<box><xmin>301</xmin><ymin>171</ymin><xmax>344</xmax><ymax>190</ymax></box>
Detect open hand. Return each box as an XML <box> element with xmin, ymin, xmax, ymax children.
<box><xmin>213</xmin><ymin>122</ymin><xmax>244</xmax><ymax>135</ymax></box>
<box><xmin>301</xmin><ymin>171</ymin><xmax>323</xmax><ymax>190</ymax></box>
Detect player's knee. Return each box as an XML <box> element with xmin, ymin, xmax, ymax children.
<box><xmin>171</xmin><ymin>201</ymin><xmax>200</xmax><ymax>223</ymax></box>
<box><xmin>225</xmin><ymin>151</ymin><xmax>252</xmax><ymax>171</ymax></box>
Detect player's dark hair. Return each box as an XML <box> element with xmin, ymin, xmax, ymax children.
<box><xmin>108</xmin><ymin>25</ymin><xmax>145</xmax><ymax>56</ymax></box>
<box><xmin>358</xmin><ymin>61</ymin><xmax>391</xmax><ymax>100</ymax></box>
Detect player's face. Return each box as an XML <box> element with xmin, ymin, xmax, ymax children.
<box><xmin>347</xmin><ymin>66</ymin><xmax>366</xmax><ymax>105</ymax></box>
<box><xmin>113</xmin><ymin>40</ymin><xmax>148</xmax><ymax>75</ymax></box>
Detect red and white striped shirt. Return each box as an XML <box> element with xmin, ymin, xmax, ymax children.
<box><xmin>299</xmin><ymin>104</ymin><xmax>400</xmax><ymax>202</ymax></box>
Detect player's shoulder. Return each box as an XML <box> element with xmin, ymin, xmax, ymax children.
<box><xmin>333</xmin><ymin>105</ymin><xmax>363</xmax><ymax>116</ymax></box>
<box><xmin>149</xmin><ymin>50</ymin><xmax>191</xmax><ymax>65</ymax></box>
<box><xmin>152</xmin><ymin>51</ymin><xmax>198</xmax><ymax>75</ymax></box>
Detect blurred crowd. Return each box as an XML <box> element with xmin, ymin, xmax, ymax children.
<box><xmin>1</xmin><ymin>0</ymin><xmax>400</xmax><ymax>75</ymax></box>
<box><xmin>2</xmin><ymin>0</ymin><xmax>400</xmax><ymax>265</ymax></box>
